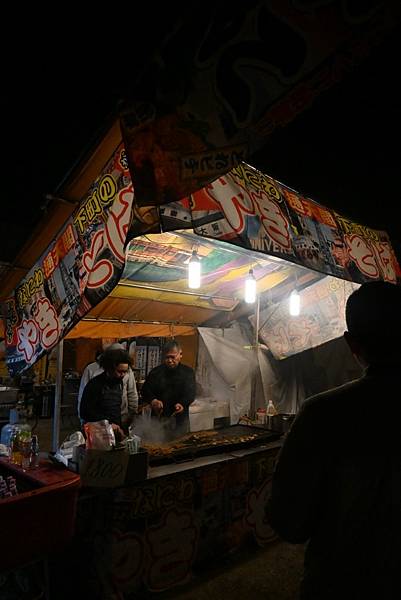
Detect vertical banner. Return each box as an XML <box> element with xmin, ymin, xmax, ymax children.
<box><xmin>254</xmin><ymin>277</ymin><xmax>360</xmax><ymax>359</ymax></box>
<box><xmin>4</xmin><ymin>146</ymin><xmax>134</xmax><ymax>376</ymax></box>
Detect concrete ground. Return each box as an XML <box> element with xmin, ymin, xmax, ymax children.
<box><xmin>148</xmin><ymin>540</ymin><xmax>305</xmax><ymax>600</ymax></box>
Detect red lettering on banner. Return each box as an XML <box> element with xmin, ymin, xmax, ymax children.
<box><xmin>43</xmin><ymin>252</ymin><xmax>57</xmax><ymax>279</ymax></box>
<box><xmin>55</xmin><ymin>237</ymin><xmax>66</xmax><ymax>259</ymax></box>
<box><xmin>284</xmin><ymin>190</ymin><xmax>310</xmax><ymax>217</ymax></box>
<box><xmin>252</xmin><ymin>191</ymin><xmax>291</xmax><ymax>250</ymax></box>
<box><xmin>312</xmin><ymin>206</ymin><xmax>337</xmax><ymax>228</ymax></box>
<box><xmin>83</xmin><ymin>230</ymin><xmax>113</xmax><ymax>289</ymax></box>
<box><xmin>373</xmin><ymin>242</ymin><xmax>397</xmax><ymax>283</ymax></box>
<box><xmin>209</xmin><ymin>177</ymin><xmax>254</xmax><ymax>233</ymax></box>
<box><xmin>33</xmin><ymin>298</ymin><xmax>59</xmax><ymax>348</ymax></box>
<box><xmin>208</xmin><ymin>176</ymin><xmax>291</xmax><ymax>252</ymax></box>
<box><xmin>105</xmin><ymin>185</ymin><xmax>133</xmax><ymax>262</ymax></box>
<box><xmin>346</xmin><ymin>234</ymin><xmax>379</xmax><ymax>278</ymax></box>
<box><xmin>81</xmin><ymin>185</ymin><xmax>133</xmax><ymax>289</ymax></box>
<box><xmin>61</xmin><ymin>224</ymin><xmax>76</xmax><ymax>253</ymax></box>
<box><xmin>17</xmin><ymin>319</ymin><xmax>39</xmax><ymax>362</ymax></box>
<box><xmin>51</xmin><ymin>248</ymin><xmax>60</xmax><ymax>270</ymax></box>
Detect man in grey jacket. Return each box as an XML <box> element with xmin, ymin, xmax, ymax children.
<box><xmin>77</xmin><ymin>343</ymin><xmax>138</xmax><ymax>428</ymax></box>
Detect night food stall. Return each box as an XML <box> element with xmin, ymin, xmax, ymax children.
<box><xmin>1</xmin><ymin>119</ymin><xmax>400</xmax><ymax>596</ymax></box>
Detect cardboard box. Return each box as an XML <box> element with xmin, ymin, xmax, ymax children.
<box><xmin>76</xmin><ymin>446</ymin><xmax>148</xmax><ymax>488</ymax></box>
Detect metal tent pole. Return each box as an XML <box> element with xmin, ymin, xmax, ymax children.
<box><xmin>254</xmin><ymin>295</ymin><xmax>260</xmax><ymax>347</ymax></box>
<box><xmin>249</xmin><ymin>295</ymin><xmax>260</xmax><ymax>420</ymax></box>
<box><xmin>51</xmin><ymin>339</ymin><xmax>64</xmax><ymax>453</ymax></box>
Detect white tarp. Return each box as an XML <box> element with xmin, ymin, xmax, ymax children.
<box><xmin>196</xmin><ymin>323</ymin><xmax>265</xmax><ymax>424</ymax></box>
<box><xmin>256</xmin><ymin>345</ymin><xmax>304</xmax><ymax>414</ymax></box>
<box><xmin>196</xmin><ymin>316</ymin><xmax>362</xmax><ymax>420</ymax></box>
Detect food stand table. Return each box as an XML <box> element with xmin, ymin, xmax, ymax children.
<box><xmin>68</xmin><ymin>427</ymin><xmax>282</xmax><ymax>597</ymax></box>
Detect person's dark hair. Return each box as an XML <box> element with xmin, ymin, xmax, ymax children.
<box><xmin>101</xmin><ymin>347</ymin><xmax>131</xmax><ymax>373</ymax></box>
<box><xmin>346</xmin><ymin>281</ymin><xmax>401</xmax><ymax>362</ymax></box>
<box><xmin>163</xmin><ymin>340</ymin><xmax>182</xmax><ymax>355</ymax></box>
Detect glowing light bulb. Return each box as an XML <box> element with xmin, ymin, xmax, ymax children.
<box><xmin>245</xmin><ymin>269</ymin><xmax>256</xmax><ymax>303</ymax></box>
<box><xmin>188</xmin><ymin>250</ymin><xmax>201</xmax><ymax>289</ymax></box>
<box><xmin>289</xmin><ymin>289</ymin><xmax>301</xmax><ymax>316</ymax></box>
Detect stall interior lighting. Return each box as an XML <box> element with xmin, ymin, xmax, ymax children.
<box><xmin>245</xmin><ymin>268</ymin><xmax>256</xmax><ymax>303</ymax></box>
<box><xmin>289</xmin><ymin>289</ymin><xmax>301</xmax><ymax>316</ymax></box>
<box><xmin>188</xmin><ymin>250</ymin><xmax>201</xmax><ymax>289</ymax></box>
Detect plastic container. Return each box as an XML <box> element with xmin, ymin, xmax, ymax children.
<box><xmin>256</xmin><ymin>408</ymin><xmax>267</xmax><ymax>424</ymax></box>
<box><xmin>1</xmin><ymin>409</ymin><xmax>20</xmax><ymax>447</ymax></box>
<box><xmin>1</xmin><ymin>410</ymin><xmax>31</xmax><ymax>447</ymax></box>
<box><xmin>266</xmin><ymin>399</ymin><xmax>278</xmax><ymax>417</ymax></box>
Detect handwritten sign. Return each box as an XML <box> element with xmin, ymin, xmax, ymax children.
<box><xmin>79</xmin><ymin>448</ymin><xmax>129</xmax><ymax>488</ymax></box>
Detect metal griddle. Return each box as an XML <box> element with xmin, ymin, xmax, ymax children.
<box><xmin>146</xmin><ymin>424</ymin><xmax>282</xmax><ymax>465</ymax></box>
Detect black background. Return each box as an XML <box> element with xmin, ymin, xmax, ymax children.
<box><xmin>2</xmin><ymin>3</ymin><xmax>400</xmax><ymax>267</ymax></box>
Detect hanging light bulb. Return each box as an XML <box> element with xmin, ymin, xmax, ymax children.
<box><xmin>245</xmin><ymin>268</ymin><xmax>256</xmax><ymax>303</ymax></box>
<box><xmin>188</xmin><ymin>250</ymin><xmax>201</xmax><ymax>289</ymax></box>
<box><xmin>289</xmin><ymin>289</ymin><xmax>301</xmax><ymax>316</ymax></box>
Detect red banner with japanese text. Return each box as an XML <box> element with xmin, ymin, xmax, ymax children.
<box><xmin>4</xmin><ymin>145</ymin><xmax>135</xmax><ymax>376</ymax></box>
<box><xmin>161</xmin><ymin>162</ymin><xmax>401</xmax><ymax>286</ymax></box>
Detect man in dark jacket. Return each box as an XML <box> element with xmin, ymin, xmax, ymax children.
<box><xmin>141</xmin><ymin>340</ymin><xmax>196</xmax><ymax>436</ymax></box>
<box><xmin>266</xmin><ymin>281</ymin><xmax>401</xmax><ymax>599</ymax></box>
<box><xmin>80</xmin><ymin>347</ymin><xmax>130</xmax><ymax>434</ymax></box>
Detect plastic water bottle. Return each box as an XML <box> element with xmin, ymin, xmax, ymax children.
<box><xmin>1</xmin><ymin>409</ymin><xmax>19</xmax><ymax>447</ymax></box>
<box><xmin>266</xmin><ymin>399</ymin><xmax>278</xmax><ymax>429</ymax></box>
<box><xmin>266</xmin><ymin>399</ymin><xmax>278</xmax><ymax>417</ymax></box>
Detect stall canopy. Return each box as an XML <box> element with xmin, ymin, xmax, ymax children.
<box><xmin>65</xmin><ymin>229</ymin><xmax>314</xmax><ymax>340</ymax></box>
<box><xmin>2</xmin><ymin>123</ymin><xmax>400</xmax><ymax>376</ymax></box>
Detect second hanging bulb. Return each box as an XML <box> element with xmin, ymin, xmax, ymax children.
<box><xmin>245</xmin><ymin>268</ymin><xmax>256</xmax><ymax>303</ymax></box>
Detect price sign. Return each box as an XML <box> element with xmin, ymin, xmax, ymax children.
<box><xmin>79</xmin><ymin>449</ymin><xmax>128</xmax><ymax>487</ymax></box>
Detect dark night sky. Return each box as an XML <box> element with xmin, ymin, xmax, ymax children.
<box><xmin>2</xmin><ymin>3</ymin><xmax>400</xmax><ymax>268</ymax></box>
<box><xmin>252</xmin><ymin>24</ymin><xmax>401</xmax><ymax>244</ymax></box>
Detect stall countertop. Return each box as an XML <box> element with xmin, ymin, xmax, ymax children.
<box><xmin>147</xmin><ymin>439</ymin><xmax>283</xmax><ymax>479</ymax></box>
<box><xmin>0</xmin><ymin>456</ymin><xmax>80</xmax><ymax>488</ymax></box>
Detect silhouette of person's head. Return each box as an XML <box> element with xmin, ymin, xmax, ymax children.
<box><xmin>344</xmin><ymin>281</ymin><xmax>401</xmax><ymax>367</ymax></box>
